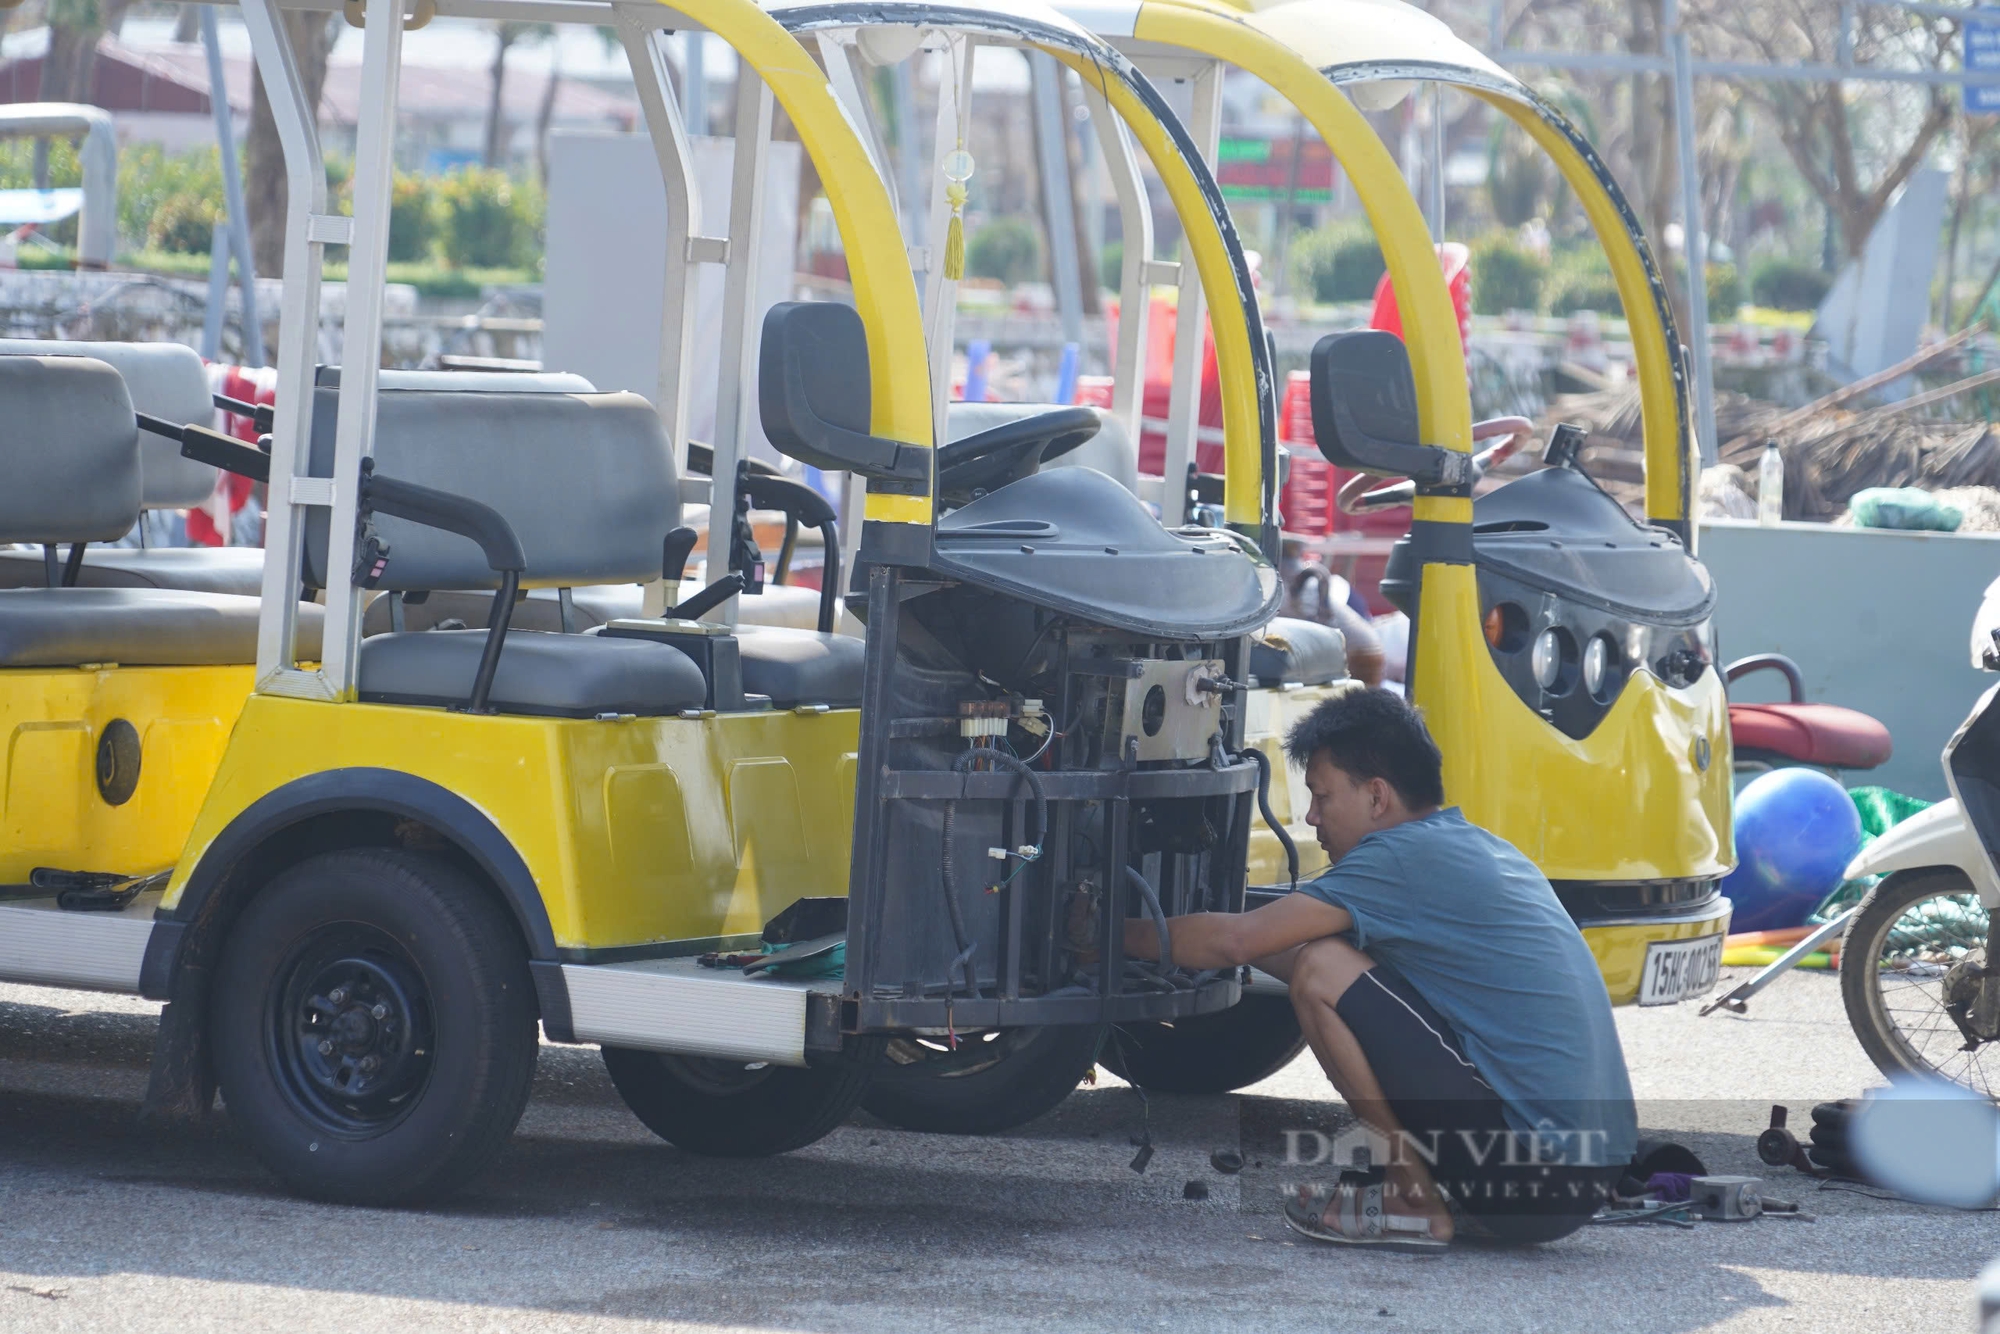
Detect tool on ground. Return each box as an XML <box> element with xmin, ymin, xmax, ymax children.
<box><xmin>1700</xmin><ymin>908</ymin><xmax>1854</xmax><ymax>1016</ymax></box>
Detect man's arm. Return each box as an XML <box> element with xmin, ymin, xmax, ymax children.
<box><xmin>1121</xmin><ymin>893</ymin><xmax>1353</xmax><ymax>969</ymax></box>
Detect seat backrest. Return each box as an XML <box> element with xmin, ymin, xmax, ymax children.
<box><xmin>300</xmin><ymin>387</ymin><xmax>681</xmax><ymax>593</ymax></box>
<box><xmin>0</xmin><ymin>356</ymin><xmax>142</xmax><ymax>544</ymax></box>
<box><xmin>945</xmin><ymin>402</ymin><xmax>1138</xmax><ymax>495</ymax></box>
<box><xmin>0</xmin><ymin>338</ymin><xmax>218</xmax><ymax>509</ymax></box>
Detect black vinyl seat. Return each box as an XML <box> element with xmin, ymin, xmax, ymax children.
<box><xmin>357</xmin><ymin>628</ymin><xmax>703</xmax><ymax>717</ymax></box>
<box><xmin>0</xmin><ymin>355</ymin><xmax>324</xmax><ymax>670</ymax></box>
<box><xmin>735</xmin><ymin>625</ymin><xmax>865</xmax><ymax>708</ymax></box>
<box><xmin>307</xmin><ymin>384</ymin><xmax>697</xmax><ymax>717</ymax></box>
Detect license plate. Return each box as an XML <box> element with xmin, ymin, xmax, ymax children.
<box><xmin>1638</xmin><ymin>935</ymin><xmax>1724</xmax><ymax>1005</ymax></box>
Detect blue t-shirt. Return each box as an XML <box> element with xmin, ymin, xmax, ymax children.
<box><xmin>1298</xmin><ymin>808</ymin><xmax>1638</xmax><ymax>1168</ymax></box>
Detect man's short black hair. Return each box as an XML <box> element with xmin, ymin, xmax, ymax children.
<box><xmin>1284</xmin><ymin>688</ymin><xmax>1446</xmax><ymax>810</ymax></box>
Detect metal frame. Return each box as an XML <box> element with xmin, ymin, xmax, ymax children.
<box><xmin>1082</xmin><ymin>82</ymin><xmax>1154</xmax><ymax>447</ymax></box>
<box><xmin>921</xmin><ymin>34</ymin><xmax>977</xmax><ymax>451</ymax></box>
<box><xmin>242</xmin><ymin>0</ymin><xmax>335</xmax><ymax>694</ymax></box>
<box><xmin>1148</xmin><ymin>58</ymin><xmax>1221</xmax><ymax>528</ymax></box>
<box><xmin>615</xmin><ymin>11</ymin><xmax>713</xmax><ymax>467</ymax></box>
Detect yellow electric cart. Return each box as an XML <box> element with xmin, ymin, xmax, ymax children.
<box><xmin>0</xmin><ymin>0</ymin><xmax>1293</xmax><ymax>1204</ymax></box>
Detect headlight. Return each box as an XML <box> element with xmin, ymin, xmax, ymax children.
<box><xmin>1533</xmin><ymin>628</ymin><xmax>1562</xmax><ymax>690</ymax></box>
<box><xmin>1583</xmin><ymin>634</ymin><xmax>1611</xmax><ymax>699</ymax></box>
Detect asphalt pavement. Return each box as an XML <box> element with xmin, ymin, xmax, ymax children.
<box><xmin>0</xmin><ymin>967</ymin><xmax>1994</xmax><ymax>1333</ymax></box>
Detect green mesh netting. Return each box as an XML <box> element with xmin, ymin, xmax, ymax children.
<box><xmin>1811</xmin><ymin>786</ymin><xmax>1935</xmax><ymax>921</ymax></box>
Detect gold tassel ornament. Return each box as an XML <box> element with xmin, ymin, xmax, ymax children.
<box><xmin>941</xmin><ymin>148</ymin><xmax>974</xmax><ymax>282</ymax></box>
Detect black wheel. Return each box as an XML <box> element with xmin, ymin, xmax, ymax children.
<box><xmin>1102</xmin><ymin>995</ymin><xmax>1307</xmax><ymax>1093</ymax></box>
<box><xmin>209</xmin><ymin>848</ymin><xmax>540</xmax><ymax>1205</ymax></box>
<box><xmin>603</xmin><ymin>1037</ymin><xmax>884</xmax><ymax>1156</ymax></box>
<box><xmin>860</xmin><ymin>1025</ymin><xmax>1103</xmax><ymax>1134</ymax></box>
<box><xmin>1841</xmin><ymin>868</ymin><xmax>1999</xmax><ymax>1098</ymax></box>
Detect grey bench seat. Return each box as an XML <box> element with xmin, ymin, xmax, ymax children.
<box><xmin>733</xmin><ymin>625</ymin><xmax>864</xmax><ymax>709</ymax></box>
<box><xmin>358</xmin><ymin>628</ymin><xmax>705</xmax><ymax>717</ymax></box>
<box><xmin>0</xmin><ymin>587</ymin><xmax>323</xmax><ymax>668</ymax></box>
<box><xmin>0</xmin><ymin>545</ymin><xmax>270</xmax><ymax>595</ymax></box>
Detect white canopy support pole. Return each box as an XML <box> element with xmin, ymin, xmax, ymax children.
<box><xmin>1667</xmin><ymin>0</ymin><xmax>1718</xmax><ymax>465</ymax></box>
<box><xmin>818</xmin><ymin>33</ymin><xmax>899</xmax><ymax>219</ymax></box>
<box><xmin>1080</xmin><ymin>82</ymin><xmax>1152</xmax><ymax>449</ymax></box>
<box><xmin>707</xmin><ymin>65</ymin><xmax>773</xmax><ymax>626</ymax></box>
<box><xmin>819</xmin><ymin>31</ymin><xmax>903</xmax><ymax>584</ymax></box>
<box><xmin>320</xmin><ymin>0</ymin><xmax>407</xmax><ymax>695</ymax></box>
<box><xmin>1159</xmin><ymin>60</ymin><xmax>1221</xmax><ymax>527</ymax></box>
<box><xmin>241</xmin><ymin>0</ymin><xmax>333</xmax><ymax>697</ymax></box>
<box><xmin>891</xmin><ymin>61</ymin><xmax>924</xmax><ymax>251</ymax></box>
<box><xmin>616</xmin><ymin>12</ymin><xmax>706</xmax><ymax>464</ymax></box>
<box><xmin>922</xmin><ymin>36</ymin><xmax>975</xmax><ymax>450</ymax></box>
<box><xmin>1029</xmin><ymin>51</ymin><xmax>1083</xmax><ymax>351</ymax></box>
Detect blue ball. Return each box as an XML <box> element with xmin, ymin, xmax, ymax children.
<box><xmin>1722</xmin><ymin>768</ymin><xmax>1865</xmax><ymax>934</ymax></box>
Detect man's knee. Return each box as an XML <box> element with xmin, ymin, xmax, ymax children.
<box><xmin>1288</xmin><ymin>936</ymin><xmax>1377</xmax><ymax>1007</ymax></box>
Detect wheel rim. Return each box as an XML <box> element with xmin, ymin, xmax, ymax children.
<box><xmin>1865</xmin><ymin>887</ymin><xmax>1999</xmax><ymax>1098</ymax></box>
<box><xmin>657</xmin><ymin>1054</ymin><xmax>775</xmax><ymax>1096</ymax></box>
<box><xmin>268</xmin><ymin>924</ymin><xmax>436</xmax><ymax>1137</ymax></box>
<box><xmin>882</xmin><ymin>1029</ymin><xmax>1037</xmax><ymax>1080</ymax></box>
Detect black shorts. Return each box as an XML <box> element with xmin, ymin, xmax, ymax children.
<box><xmin>1333</xmin><ymin>963</ymin><xmax>1616</xmax><ymax>1244</ymax></box>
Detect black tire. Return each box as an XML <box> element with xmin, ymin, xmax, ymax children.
<box><xmin>603</xmin><ymin>1037</ymin><xmax>884</xmax><ymax>1156</ymax></box>
<box><xmin>1840</xmin><ymin>867</ymin><xmax>1998</xmax><ymax>1094</ymax></box>
<box><xmin>860</xmin><ymin>1025</ymin><xmax>1103</xmax><ymax>1134</ymax></box>
<box><xmin>209</xmin><ymin>848</ymin><xmax>540</xmax><ymax>1206</ymax></box>
<box><xmin>1102</xmin><ymin>995</ymin><xmax>1308</xmax><ymax>1093</ymax></box>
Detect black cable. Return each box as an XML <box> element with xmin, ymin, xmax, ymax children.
<box><xmin>938</xmin><ymin>788</ymin><xmax>981</xmax><ymax>1002</ymax></box>
<box><xmin>1244</xmin><ymin>748</ymin><xmax>1299</xmax><ymax>891</ymax></box>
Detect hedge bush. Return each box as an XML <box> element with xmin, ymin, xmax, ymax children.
<box><xmin>966</xmin><ymin>216</ymin><xmax>1041</xmax><ymax>285</ymax></box>
<box><xmin>387</xmin><ymin>171</ymin><xmax>440</xmax><ymax>263</ymax></box>
<box><xmin>1544</xmin><ymin>247</ymin><xmax>1617</xmax><ymax>316</ymax></box>
<box><xmin>1469</xmin><ymin>234</ymin><xmax>1546</xmax><ymax>314</ymax></box>
<box><xmin>145</xmin><ymin>190</ymin><xmax>218</xmax><ymax>255</ymax></box>
<box><xmin>1750</xmin><ymin>259</ymin><xmax>1833</xmax><ymax>312</ymax></box>
<box><xmin>1290</xmin><ymin>221</ymin><xmax>1385</xmax><ymax>304</ymax></box>
<box><xmin>435</xmin><ymin>166</ymin><xmax>540</xmax><ymax>269</ymax></box>
<box><xmin>1706</xmin><ymin>261</ymin><xmax>1744</xmax><ymax>317</ymax></box>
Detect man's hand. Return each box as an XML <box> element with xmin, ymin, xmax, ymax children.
<box><xmin>1120</xmin><ymin>893</ymin><xmax>1354</xmax><ymax>970</ymax></box>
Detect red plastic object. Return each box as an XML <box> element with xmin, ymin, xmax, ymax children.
<box><xmin>1729</xmin><ymin>703</ymin><xmax>1894</xmax><ymax>771</ymax></box>
<box><xmin>1366</xmin><ymin>242</ymin><xmax>1471</xmax><ymax>370</ymax></box>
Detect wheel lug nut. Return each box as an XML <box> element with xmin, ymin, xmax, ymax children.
<box><xmin>371</xmin><ymin>1003</ymin><xmax>389</xmax><ymax>1020</ymax></box>
<box><xmin>329</xmin><ymin>987</ymin><xmax>349</xmax><ymax>1006</ymax></box>
<box><xmin>317</xmin><ymin>1039</ymin><xmax>335</xmax><ymax>1056</ymax></box>
<box><xmin>359</xmin><ymin>1056</ymin><xmax>379</xmax><ymax>1073</ymax></box>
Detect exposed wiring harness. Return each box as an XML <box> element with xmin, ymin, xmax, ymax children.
<box><xmin>939</xmin><ymin>745</ymin><xmax>1050</xmax><ymax>1000</ymax></box>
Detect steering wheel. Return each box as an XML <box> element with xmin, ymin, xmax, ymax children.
<box><xmin>1336</xmin><ymin>416</ymin><xmax>1535</xmax><ymax>515</ymax></box>
<box><xmin>935</xmin><ymin>406</ymin><xmax>1101</xmax><ymax>505</ymax></box>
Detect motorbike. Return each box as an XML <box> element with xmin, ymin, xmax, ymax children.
<box><xmin>1838</xmin><ymin>575</ymin><xmax>2000</xmax><ymax>1098</ymax></box>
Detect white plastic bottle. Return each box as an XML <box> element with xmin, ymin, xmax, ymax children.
<box><xmin>1758</xmin><ymin>441</ymin><xmax>1784</xmax><ymax>526</ymax></box>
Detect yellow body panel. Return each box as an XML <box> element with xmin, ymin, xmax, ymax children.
<box><xmin>653</xmin><ymin>0</ymin><xmax>934</xmax><ymax>528</ymax></box>
<box><xmin>164</xmin><ymin>695</ymin><xmax>860</xmax><ymax>952</ymax></box>
<box><xmin>1585</xmin><ymin>902</ymin><xmax>1733</xmax><ymax>1006</ymax></box>
<box><xmin>1131</xmin><ymin>1</ymin><xmax>1473</xmax><ymax>476</ymax></box>
<box><xmin>1411</xmin><ymin>563</ymin><xmax>1733</xmax><ymax>882</ymax></box>
<box><xmin>1</xmin><ymin>665</ymin><xmax>252</xmax><ymax>881</ymax></box>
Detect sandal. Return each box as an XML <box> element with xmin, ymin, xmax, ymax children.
<box><xmin>1282</xmin><ymin>1180</ymin><xmax>1451</xmax><ymax>1252</ymax></box>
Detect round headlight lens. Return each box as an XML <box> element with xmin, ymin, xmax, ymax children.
<box><xmin>1583</xmin><ymin>635</ymin><xmax>1610</xmax><ymax>697</ymax></box>
<box><xmin>1532</xmin><ymin>628</ymin><xmax>1562</xmax><ymax>689</ymax></box>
